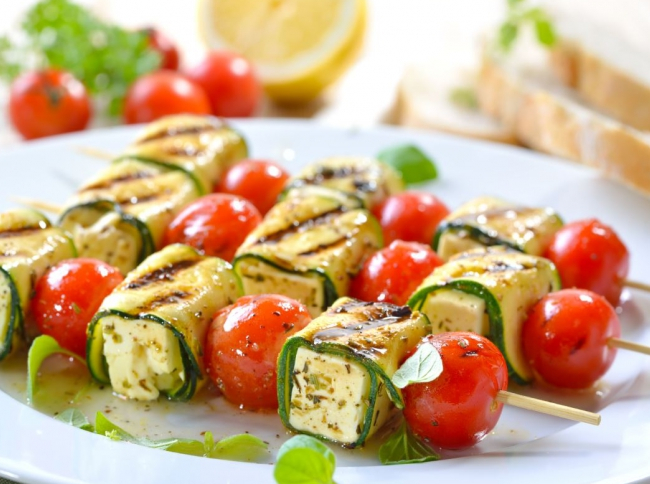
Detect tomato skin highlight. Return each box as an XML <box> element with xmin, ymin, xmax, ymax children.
<box><xmin>187</xmin><ymin>51</ymin><xmax>261</xmax><ymax>117</ymax></box>
<box><xmin>204</xmin><ymin>294</ymin><xmax>311</xmax><ymax>409</ymax></box>
<box><xmin>544</xmin><ymin>218</ymin><xmax>629</xmax><ymax>306</ymax></box>
<box><xmin>372</xmin><ymin>192</ymin><xmax>450</xmax><ymax>245</ymax></box>
<box><xmin>163</xmin><ymin>194</ymin><xmax>262</xmax><ymax>262</ymax></box>
<box><xmin>143</xmin><ymin>27</ymin><xmax>180</xmax><ymax>70</ymax></box>
<box><xmin>402</xmin><ymin>332</ymin><xmax>508</xmax><ymax>450</ymax></box>
<box><xmin>522</xmin><ymin>289</ymin><xmax>620</xmax><ymax>389</ymax></box>
<box><xmin>216</xmin><ymin>159</ymin><xmax>290</xmax><ymax>215</ymax></box>
<box><xmin>30</xmin><ymin>259</ymin><xmax>124</xmax><ymax>357</ymax></box>
<box><xmin>9</xmin><ymin>69</ymin><xmax>92</xmax><ymax>140</ymax></box>
<box><xmin>349</xmin><ymin>240</ymin><xmax>443</xmax><ymax>305</ymax></box>
<box><xmin>123</xmin><ymin>70</ymin><xmax>211</xmax><ymax>124</ymax></box>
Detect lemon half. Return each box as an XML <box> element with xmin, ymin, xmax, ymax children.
<box><xmin>198</xmin><ymin>0</ymin><xmax>367</xmax><ymax>104</ymax></box>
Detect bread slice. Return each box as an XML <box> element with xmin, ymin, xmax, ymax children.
<box><xmin>478</xmin><ymin>45</ymin><xmax>650</xmax><ymax>197</ymax></box>
<box><xmin>399</xmin><ymin>63</ymin><xmax>517</xmax><ymax>144</ymax></box>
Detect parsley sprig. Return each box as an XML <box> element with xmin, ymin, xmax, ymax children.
<box><xmin>497</xmin><ymin>0</ymin><xmax>557</xmax><ymax>52</ymax></box>
<box><xmin>0</xmin><ymin>0</ymin><xmax>160</xmax><ymax>115</ymax></box>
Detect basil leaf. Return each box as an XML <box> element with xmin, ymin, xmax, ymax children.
<box><xmin>207</xmin><ymin>433</ymin><xmax>268</xmax><ymax>462</ymax></box>
<box><xmin>498</xmin><ymin>21</ymin><xmax>519</xmax><ymax>52</ymax></box>
<box><xmin>27</xmin><ymin>335</ymin><xmax>85</xmax><ymax>405</ymax></box>
<box><xmin>55</xmin><ymin>408</ymin><xmax>94</xmax><ymax>432</ymax></box>
<box><xmin>392</xmin><ymin>343</ymin><xmax>443</xmax><ymax>389</ymax></box>
<box><xmin>534</xmin><ymin>17</ymin><xmax>556</xmax><ymax>47</ymax></box>
<box><xmin>377</xmin><ymin>144</ymin><xmax>438</xmax><ymax>185</ymax></box>
<box><xmin>274</xmin><ymin>435</ymin><xmax>336</xmax><ymax>484</ymax></box>
<box><xmin>449</xmin><ymin>87</ymin><xmax>478</xmax><ymax>110</ymax></box>
<box><xmin>379</xmin><ymin>422</ymin><xmax>439</xmax><ymax>465</ymax></box>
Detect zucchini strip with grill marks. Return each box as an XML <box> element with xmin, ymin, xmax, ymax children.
<box><xmin>119</xmin><ymin>114</ymin><xmax>248</xmax><ymax>194</ymax></box>
<box><xmin>87</xmin><ymin>244</ymin><xmax>241</xmax><ymax>401</ymax></box>
<box><xmin>233</xmin><ymin>187</ymin><xmax>383</xmax><ymax>317</ymax></box>
<box><xmin>283</xmin><ymin>156</ymin><xmax>404</xmax><ymax>209</ymax></box>
<box><xmin>1</xmin><ymin>209</ymin><xmax>76</xmax><ymax>361</ymax></box>
<box><xmin>433</xmin><ymin>196</ymin><xmax>563</xmax><ymax>261</ymax></box>
<box><xmin>408</xmin><ymin>247</ymin><xmax>561</xmax><ymax>384</ymax></box>
<box><xmin>277</xmin><ymin>297</ymin><xmax>430</xmax><ymax>448</ymax></box>
<box><xmin>59</xmin><ymin>159</ymin><xmax>200</xmax><ymax>274</ymax></box>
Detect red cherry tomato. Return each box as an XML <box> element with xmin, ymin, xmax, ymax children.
<box><xmin>522</xmin><ymin>289</ymin><xmax>620</xmax><ymax>389</ymax></box>
<box><xmin>123</xmin><ymin>70</ymin><xmax>210</xmax><ymax>124</ymax></box>
<box><xmin>9</xmin><ymin>69</ymin><xmax>92</xmax><ymax>140</ymax></box>
<box><xmin>372</xmin><ymin>192</ymin><xmax>450</xmax><ymax>246</ymax></box>
<box><xmin>216</xmin><ymin>159</ymin><xmax>290</xmax><ymax>215</ymax></box>
<box><xmin>163</xmin><ymin>194</ymin><xmax>262</xmax><ymax>262</ymax></box>
<box><xmin>544</xmin><ymin>219</ymin><xmax>629</xmax><ymax>306</ymax></box>
<box><xmin>402</xmin><ymin>332</ymin><xmax>508</xmax><ymax>450</ymax></box>
<box><xmin>30</xmin><ymin>259</ymin><xmax>124</xmax><ymax>357</ymax></box>
<box><xmin>142</xmin><ymin>28</ymin><xmax>180</xmax><ymax>70</ymax></box>
<box><xmin>350</xmin><ymin>241</ymin><xmax>443</xmax><ymax>305</ymax></box>
<box><xmin>186</xmin><ymin>51</ymin><xmax>261</xmax><ymax>117</ymax></box>
<box><xmin>205</xmin><ymin>294</ymin><xmax>311</xmax><ymax>409</ymax></box>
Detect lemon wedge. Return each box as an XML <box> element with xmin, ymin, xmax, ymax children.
<box><xmin>197</xmin><ymin>0</ymin><xmax>367</xmax><ymax>103</ymax></box>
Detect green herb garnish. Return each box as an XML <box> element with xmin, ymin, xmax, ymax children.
<box><xmin>392</xmin><ymin>342</ymin><xmax>443</xmax><ymax>389</ymax></box>
<box><xmin>274</xmin><ymin>435</ymin><xmax>337</xmax><ymax>484</ymax></box>
<box><xmin>379</xmin><ymin>422</ymin><xmax>440</xmax><ymax>465</ymax></box>
<box><xmin>0</xmin><ymin>0</ymin><xmax>160</xmax><ymax>115</ymax></box>
<box><xmin>55</xmin><ymin>408</ymin><xmax>94</xmax><ymax>432</ymax></box>
<box><xmin>377</xmin><ymin>144</ymin><xmax>439</xmax><ymax>186</ymax></box>
<box><xmin>449</xmin><ymin>87</ymin><xmax>479</xmax><ymax>110</ymax></box>
<box><xmin>497</xmin><ymin>0</ymin><xmax>557</xmax><ymax>52</ymax></box>
<box><xmin>27</xmin><ymin>335</ymin><xmax>85</xmax><ymax>405</ymax></box>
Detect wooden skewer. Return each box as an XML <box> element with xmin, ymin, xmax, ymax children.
<box><xmin>496</xmin><ymin>391</ymin><xmax>601</xmax><ymax>426</ymax></box>
<box><xmin>12</xmin><ymin>197</ymin><xmax>63</xmax><ymax>214</ymax></box>
<box><xmin>625</xmin><ymin>280</ymin><xmax>650</xmax><ymax>293</ymax></box>
<box><xmin>75</xmin><ymin>146</ymin><xmax>115</xmax><ymax>161</ymax></box>
<box><xmin>608</xmin><ymin>337</ymin><xmax>650</xmax><ymax>356</ymax></box>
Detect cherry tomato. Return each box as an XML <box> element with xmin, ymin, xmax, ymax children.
<box><xmin>402</xmin><ymin>332</ymin><xmax>508</xmax><ymax>450</ymax></box>
<box><xmin>544</xmin><ymin>219</ymin><xmax>629</xmax><ymax>306</ymax></box>
<box><xmin>216</xmin><ymin>159</ymin><xmax>290</xmax><ymax>215</ymax></box>
<box><xmin>205</xmin><ymin>294</ymin><xmax>311</xmax><ymax>409</ymax></box>
<box><xmin>30</xmin><ymin>259</ymin><xmax>124</xmax><ymax>357</ymax></box>
<box><xmin>522</xmin><ymin>289</ymin><xmax>620</xmax><ymax>389</ymax></box>
<box><xmin>372</xmin><ymin>192</ymin><xmax>450</xmax><ymax>246</ymax></box>
<box><xmin>123</xmin><ymin>70</ymin><xmax>210</xmax><ymax>124</ymax></box>
<box><xmin>350</xmin><ymin>241</ymin><xmax>443</xmax><ymax>305</ymax></box>
<box><xmin>9</xmin><ymin>69</ymin><xmax>91</xmax><ymax>140</ymax></box>
<box><xmin>186</xmin><ymin>51</ymin><xmax>261</xmax><ymax>117</ymax></box>
<box><xmin>143</xmin><ymin>27</ymin><xmax>180</xmax><ymax>70</ymax></box>
<box><xmin>163</xmin><ymin>194</ymin><xmax>262</xmax><ymax>262</ymax></box>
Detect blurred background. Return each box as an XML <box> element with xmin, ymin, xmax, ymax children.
<box><xmin>2</xmin><ymin>0</ymin><xmax>650</xmax><ymax>198</ymax></box>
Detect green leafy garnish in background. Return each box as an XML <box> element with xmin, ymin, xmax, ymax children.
<box><xmin>497</xmin><ymin>0</ymin><xmax>557</xmax><ymax>52</ymax></box>
<box><xmin>274</xmin><ymin>435</ymin><xmax>337</xmax><ymax>484</ymax></box>
<box><xmin>377</xmin><ymin>144</ymin><xmax>439</xmax><ymax>186</ymax></box>
<box><xmin>391</xmin><ymin>343</ymin><xmax>443</xmax><ymax>389</ymax></box>
<box><xmin>0</xmin><ymin>0</ymin><xmax>160</xmax><ymax>115</ymax></box>
<box><xmin>378</xmin><ymin>422</ymin><xmax>440</xmax><ymax>465</ymax></box>
<box><xmin>449</xmin><ymin>86</ymin><xmax>479</xmax><ymax>110</ymax></box>
<box><xmin>27</xmin><ymin>335</ymin><xmax>85</xmax><ymax>405</ymax></box>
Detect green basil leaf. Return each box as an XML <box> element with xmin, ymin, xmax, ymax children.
<box><xmin>449</xmin><ymin>87</ymin><xmax>479</xmax><ymax>110</ymax></box>
<box><xmin>498</xmin><ymin>21</ymin><xmax>519</xmax><ymax>52</ymax></box>
<box><xmin>55</xmin><ymin>408</ymin><xmax>94</xmax><ymax>432</ymax></box>
<box><xmin>27</xmin><ymin>335</ymin><xmax>85</xmax><ymax>405</ymax></box>
<box><xmin>274</xmin><ymin>435</ymin><xmax>336</xmax><ymax>484</ymax></box>
<box><xmin>377</xmin><ymin>144</ymin><xmax>438</xmax><ymax>185</ymax></box>
<box><xmin>207</xmin><ymin>433</ymin><xmax>268</xmax><ymax>462</ymax></box>
<box><xmin>392</xmin><ymin>342</ymin><xmax>443</xmax><ymax>389</ymax></box>
<box><xmin>379</xmin><ymin>422</ymin><xmax>439</xmax><ymax>465</ymax></box>
<box><xmin>534</xmin><ymin>18</ymin><xmax>557</xmax><ymax>47</ymax></box>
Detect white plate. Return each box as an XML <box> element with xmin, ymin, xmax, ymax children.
<box><xmin>1</xmin><ymin>120</ymin><xmax>650</xmax><ymax>484</ymax></box>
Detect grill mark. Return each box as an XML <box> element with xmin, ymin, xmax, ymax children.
<box><xmin>0</xmin><ymin>226</ymin><xmax>44</xmax><ymax>239</ymax></box>
<box><xmin>136</xmin><ymin>123</ymin><xmax>222</xmax><ymax>144</ymax></box>
<box><xmin>139</xmin><ymin>290</ymin><xmax>193</xmax><ymax>311</ymax></box>
<box><xmin>297</xmin><ymin>235</ymin><xmax>350</xmax><ymax>256</ymax></box>
<box><xmin>255</xmin><ymin>207</ymin><xmax>347</xmax><ymax>245</ymax></box>
<box><xmin>300</xmin><ymin>166</ymin><xmax>366</xmax><ymax>184</ymax></box>
<box><xmin>117</xmin><ymin>192</ymin><xmax>165</xmax><ymax>206</ymax></box>
<box><xmin>160</xmin><ymin>145</ymin><xmax>209</xmax><ymax>158</ymax></box>
<box><xmin>126</xmin><ymin>259</ymin><xmax>199</xmax><ymax>290</ymax></box>
<box><xmin>82</xmin><ymin>171</ymin><xmax>156</xmax><ymax>191</ymax></box>
<box><xmin>456</xmin><ymin>207</ymin><xmax>544</xmax><ymax>225</ymax></box>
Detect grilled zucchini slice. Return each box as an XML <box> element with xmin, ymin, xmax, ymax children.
<box><xmin>283</xmin><ymin>157</ymin><xmax>404</xmax><ymax>208</ymax></box>
<box><xmin>278</xmin><ymin>297</ymin><xmax>430</xmax><ymax>447</ymax></box>
<box><xmin>433</xmin><ymin>196</ymin><xmax>563</xmax><ymax>260</ymax></box>
<box><xmin>120</xmin><ymin>114</ymin><xmax>248</xmax><ymax>194</ymax></box>
<box><xmin>86</xmin><ymin>244</ymin><xmax>241</xmax><ymax>401</ymax></box>
<box><xmin>408</xmin><ymin>247</ymin><xmax>561</xmax><ymax>384</ymax></box>
<box><xmin>59</xmin><ymin>159</ymin><xmax>200</xmax><ymax>274</ymax></box>
<box><xmin>233</xmin><ymin>188</ymin><xmax>383</xmax><ymax>317</ymax></box>
<box><xmin>0</xmin><ymin>209</ymin><xmax>76</xmax><ymax>361</ymax></box>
